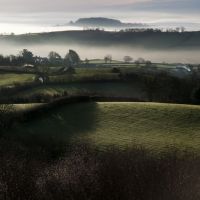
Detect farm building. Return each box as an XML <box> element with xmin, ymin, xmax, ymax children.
<box><xmin>23</xmin><ymin>64</ymin><xmax>36</xmax><ymax>71</ymax></box>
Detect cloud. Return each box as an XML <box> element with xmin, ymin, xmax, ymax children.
<box><xmin>0</xmin><ymin>0</ymin><xmax>199</xmax><ymax>25</ymax></box>
<box><xmin>118</xmin><ymin>0</ymin><xmax>200</xmax><ymax>13</ymax></box>
<box><xmin>0</xmin><ymin>0</ymin><xmax>155</xmax><ymax>12</ymax></box>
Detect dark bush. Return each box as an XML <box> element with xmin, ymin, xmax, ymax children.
<box><xmin>64</xmin><ymin>67</ymin><xmax>76</xmax><ymax>74</ymax></box>
<box><xmin>0</xmin><ymin>140</ymin><xmax>199</xmax><ymax>200</ymax></box>
<box><xmin>0</xmin><ymin>104</ymin><xmax>16</xmax><ymax>128</ymax></box>
<box><xmin>111</xmin><ymin>67</ymin><xmax>121</xmax><ymax>73</ymax></box>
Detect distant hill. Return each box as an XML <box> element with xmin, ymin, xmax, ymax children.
<box><xmin>69</xmin><ymin>17</ymin><xmax>147</xmax><ymax>28</ymax></box>
<box><xmin>2</xmin><ymin>30</ymin><xmax>200</xmax><ymax>50</ymax></box>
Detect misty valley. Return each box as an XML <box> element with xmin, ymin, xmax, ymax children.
<box><xmin>1</xmin><ymin>28</ymin><xmax>200</xmax><ymax>63</ymax></box>
<box><xmin>0</xmin><ymin>12</ymin><xmax>200</xmax><ymax>200</ymax></box>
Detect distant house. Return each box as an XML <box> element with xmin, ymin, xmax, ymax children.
<box><xmin>35</xmin><ymin>74</ymin><xmax>49</xmax><ymax>84</ymax></box>
<box><xmin>23</xmin><ymin>64</ymin><xmax>35</xmax><ymax>71</ymax></box>
<box><xmin>38</xmin><ymin>77</ymin><xmax>44</xmax><ymax>84</ymax></box>
<box><xmin>168</xmin><ymin>64</ymin><xmax>192</xmax><ymax>78</ymax></box>
<box><xmin>175</xmin><ymin>65</ymin><xmax>191</xmax><ymax>72</ymax></box>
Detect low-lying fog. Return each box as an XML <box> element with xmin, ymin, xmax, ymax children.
<box><xmin>0</xmin><ymin>23</ymin><xmax>200</xmax><ymax>35</ymax></box>
<box><xmin>1</xmin><ymin>11</ymin><xmax>200</xmax><ymax>34</ymax></box>
<box><xmin>0</xmin><ymin>43</ymin><xmax>199</xmax><ymax>64</ymax></box>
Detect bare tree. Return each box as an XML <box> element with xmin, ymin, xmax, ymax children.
<box><xmin>135</xmin><ymin>57</ymin><xmax>145</xmax><ymax>64</ymax></box>
<box><xmin>64</xmin><ymin>50</ymin><xmax>80</xmax><ymax>67</ymax></box>
<box><xmin>104</xmin><ymin>55</ymin><xmax>112</xmax><ymax>64</ymax></box>
<box><xmin>48</xmin><ymin>51</ymin><xmax>62</xmax><ymax>66</ymax></box>
<box><xmin>123</xmin><ymin>56</ymin><xmax>133</xmax><ymax>63</ymax></box>
<box><xmin>181</xmin><ymin>27</ymin><xmax>186</xmax><ymax>33</ymax></box>
<box><xmin>85</xmin><ymin>58</ymin><xmax>89</xmax><ymax>65</ymax></box>
<box><xmin>145</xmin><ymin>60</ymin><xmax>152</xmax><ymax>67</ymax></box>
<box><xmin>0</xmin><ymin>104</ymin><xmax>15</xmax><ymax>128</ymax></box>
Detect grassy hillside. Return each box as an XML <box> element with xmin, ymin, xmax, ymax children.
<box><xmin>2</xmin><ymin>30</ymin><xmax>200</xmax><ymax>49</ymax></box>
<box><xmin>9</xmin><ymin>102</ymin><xmax>200</xmax><ymax>153</ymax></box>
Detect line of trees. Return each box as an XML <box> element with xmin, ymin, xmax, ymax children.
<box><xmin>0</xmin><ymin>49</ymin><xmax>81</xmax><ymax>67</ymax></box>
<box><xmin>102</xmin><ymin>54</ymin><xmax>150</xmax><ymax>64</ymax></box>
<box><xmin>119</xmin><ymin>27</ymin><xmax>186</xmax><ymax>33</ymax></box>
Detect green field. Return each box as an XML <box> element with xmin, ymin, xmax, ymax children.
<box><xmin>0</xmin><ymin>64</ymin><xmax>177</xmax><ymax>89</ymax></box>
<box><xmin>0</xmin><ymin>73</ymin><xmax>35</xmax><ymax>86</ymax></box>
<box><xmin>9</xmin><ymin>102</ymin><xmax>200</xmax><ymax>152</ymax></box>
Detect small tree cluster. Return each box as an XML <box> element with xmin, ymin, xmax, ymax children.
<box><xmin>104</xmin><ymin>55</ymin><xmax>112</xmax><ymax>64</ymax></box>
<box><xmin>124</xmin><ymin>56</ymin><xmax>133</xmax><ymax>63</ymax></box>
<box><xmin>0</xmin><ymin>49</ymin><xmax>81</xmax><ymax>68</ymax></box>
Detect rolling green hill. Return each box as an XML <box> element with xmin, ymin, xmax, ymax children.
<box><xmin>9</xmin><ymin>102</ymin><xmax>200</xmax><ymax>153</ymax></box>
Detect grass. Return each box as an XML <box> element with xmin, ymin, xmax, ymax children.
<box><xmin>13</xmin><ymin>103</ymin><xmax>43</xmax><ymax>111</ymax></box>
<box><xmin>0</xmin><ymin>64</ymin><xmax>177</xmax><ymax>88</ymax></box>
<box><xmin>9</xmin><ymin>102</ymin><xmax>200</xmax><ymax>153</ymax></box>
<box><xmin>0</xmin><ymin>103</ymin><xmax>42</xmax><ymax>112</ymax></box>
<box><xmin>2</xmin><ymin>101</ymin><xmax>200</xmax><ymax>199</ymax></box>
<box><xmin>0</xmin><ymin>73</ymin><xmax>35</xmax><ymax>86</ymax></box>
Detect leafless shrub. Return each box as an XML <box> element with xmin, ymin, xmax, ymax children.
<box><xmin>0</xmin><ymin>141</ymin><xmax>199</xmax><ymax>200</ymax></box>
<box><xmin>0</xmin><ymin>104</ymin><xmax>15</xmax><ymax>128</ymax></box>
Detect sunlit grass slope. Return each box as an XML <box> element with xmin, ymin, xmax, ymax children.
<box><xmin>13</xmin><ymin>103</ymin><xmax>43</xmax><ymax>111</ymax></box>
<box><xmin>12</xmin><ymin>102</ymin><xmax>200</xmax><ymax>152</ymax></box>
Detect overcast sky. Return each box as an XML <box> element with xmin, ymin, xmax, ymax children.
<box><xmin>0</xmin><ymin>0</ymin><xmax>199</xmax><ymax>25</ymax></box>
<box><xmin>0</xmin><ymin>0</ymin><xmax>199</xmax><ymax>13</ymax></box>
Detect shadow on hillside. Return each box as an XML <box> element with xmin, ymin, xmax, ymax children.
<box><xmin>7</xmin><ymin>102</ymin><xmax>99</xmax><ymax>157</ymax></box>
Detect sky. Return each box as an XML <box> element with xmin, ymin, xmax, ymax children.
<box><xmin>0</xmin><ymin>0</ymin><xmax>199</xmax><ymax>13</ymax></box>
<box><xmin>0</xmin><ymin>0</ymin><xmax>200</xmax><ymax>33</ymax></box>
<box><xmin>0</xmin><ymin>0</ymin><xmax>145</xmax><ymax>12</ymax></box>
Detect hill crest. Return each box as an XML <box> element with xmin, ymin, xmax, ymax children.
<box><xmin>70</xmin><ymin>17</ymin><xmax>147</xmax><ymax>28</ymax></box>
